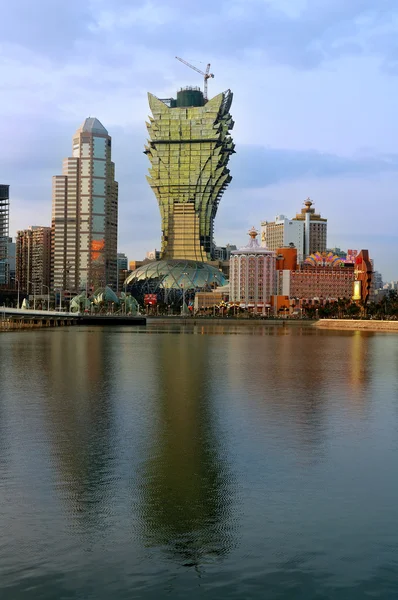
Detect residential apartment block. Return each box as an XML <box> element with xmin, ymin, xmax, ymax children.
<box><xmin>16</xmin><ymin>226</ymin><xmax>51</xmax><ymax>294</ymax></box>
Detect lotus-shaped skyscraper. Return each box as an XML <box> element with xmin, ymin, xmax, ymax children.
<box><xmin>144</xmin><ymin>87</ymin><xmax>235</xmax><ymax>262</ymax></box>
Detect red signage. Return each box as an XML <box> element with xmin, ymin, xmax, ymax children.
<box><xmin>144</xmin><ymin>294</ymin><xmax>157</xmax><ymax>306</ymax></box>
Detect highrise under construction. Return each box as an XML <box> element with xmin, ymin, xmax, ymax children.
<box><xmin>145</xmin><ymin>86</ymin><xmax>234</xmax><ymax>262</ymax></box>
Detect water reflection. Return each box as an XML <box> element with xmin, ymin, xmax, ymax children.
<box><xmin>1</xmin><ymin>325</ymin><xmax>397</xmax><ymax>600</ymax></box>
<box><xmin>348</xmin><ymin>331</ymin><xmax>372</xmax><ymax>404</ymax></box>
<box><xmin>219</xmin><ymin>327</ymin><xmax>376</xmax><ymax>463</ymax></box>
<box><xmin>139</xmin><ymin>333</ymin><xmax>236</xmax><ymax>567</ymax></box>
<box><xmin>39</xmin><ymin>331</ymin><xmax>115</xmax><ymax>530</ymax></box>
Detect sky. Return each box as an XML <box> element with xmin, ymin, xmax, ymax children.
<box><xmin>1</xmin><ymin>0</ymin><xmax>398</xmax><ymax>279</ymax></box>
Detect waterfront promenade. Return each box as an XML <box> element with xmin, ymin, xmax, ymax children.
<box><xmin>0</xmin><ymin>307</ymin><xmax>77</xmax><ymax>330</ymax></box>
<box><xmin>0</xmin><ymin>307</ymin><xmax>146</xmax><ymax>329</ymax></box>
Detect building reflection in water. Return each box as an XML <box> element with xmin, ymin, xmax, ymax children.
<box><xmin>138</xmin><ymin>333</ymin><xmax>236</xmax><ymax>567</ymax></box>
<box><xmin>220</xmin><ymin>326</ymin><xmax>375</xmax><ymax>464</ymax></box>
<box><xmin>348</xmin><ymin>331</ymin><xmax>372</xmax><ymax>404</ymax></box>
<box><xmin>39</xmin><ymin>330</ymin><xmax>115</xmax><ymax>530</ymax></box>
<box><xmin>223</xmin><ymin>328</ymin><xmax>330</xmax><ymax>455</ymax></box>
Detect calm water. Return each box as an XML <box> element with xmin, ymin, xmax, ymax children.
<box><xmin>1</xmin><ymin>324</ymin><xmax>398</xmax><ymax>599</ymax></box>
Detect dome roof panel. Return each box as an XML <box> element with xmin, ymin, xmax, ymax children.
<box><xmin>125</xmin><ymin>259</ymin><xmax>226</xmax><ymax>291</ymax></box>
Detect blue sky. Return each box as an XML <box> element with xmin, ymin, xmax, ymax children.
<box><xmin>1</xmin><ymin>0</ymin><xmax>398</xmax><ymax>279</ymax></box>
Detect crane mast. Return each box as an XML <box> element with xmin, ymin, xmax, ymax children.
<box><xmin>175</xmin><ymin>56</ymin><xmax>214</xmax><ymax>100</ymax></box>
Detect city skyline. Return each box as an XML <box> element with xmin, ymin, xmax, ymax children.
<box><xmin>2</xmin><ymin>1</ymin><xmax>398</xmax><ymax>278</ymax></box>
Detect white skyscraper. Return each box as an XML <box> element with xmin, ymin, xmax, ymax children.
<box><xmin>52</xmin><ymin>118</ymin><xmax>118</xmax><ymax>293</ymax></box>
<box><xmin>261</xmin><ymin>215</ymin><xmax>305</xmax><ymax>263</ymax></box>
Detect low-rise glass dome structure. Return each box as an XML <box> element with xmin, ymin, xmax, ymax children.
<box><xmin>125</xmin><ymin>259</ymin><xmax>227</xmax><ymax>306</ymax></box>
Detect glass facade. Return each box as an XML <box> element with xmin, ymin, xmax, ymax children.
<box><xmin>145</xmin><ymin>89</ymin><xmax>235</xmax><ymax>261</ymax></box>
<box><xmin>125</xmin><ymin>259</ymin><xmax>226</xmax><ymax>304</ymax></box>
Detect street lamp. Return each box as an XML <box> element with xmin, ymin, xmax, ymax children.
<box><xmin>180</xmin><ymin>271</ymin><xmax>188</xmax><ymax>316</ymax></box>
<box><xmin>27</xmin><ymin>281</ymin><xmax>35</xmax><ymax>310</ymax></box>
<box><xmin>123</xmin><ymin>272</ymin><xmax>128</xmax><ymax>315</ymax></box>
<box><xmin>55</xmin><ymin>288</ymin><xmax>62</xmax><ymax>311</ymax></box>
<box><xmin>42</xmin><ymin>284</ymin><xmax>50</xmax><ymax>311</ymax></box>
<box><xmin>63</xmin><ymin>290</ymin><xmax>72</xmax><ymax>313</ymax></box>
<box><xmin>181</xmin><ymin>282</ymin><xmax>186</xmax><ymax>316</ymax></box>
<box><xmin>213</xmin><ymin>273</ymin><xmax>218</xmax><ymax>317</ymax></box>
<box><xmin>11</xmin><ymin>277</ymin><xmax>20</xmax><ymax>308</ymax></box>
<box><xmin>16</xmin><ymin>278</ymin><xmax>20</xmax><ymax>309</ymax></box>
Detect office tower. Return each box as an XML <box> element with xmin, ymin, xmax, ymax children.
<box><xmin>145</xmin><ymin>249</ymin><xmax>160</xmax><ymax>261</ymax></box>
<box><xmin>16</xmin><ymin>226</ymin><xmax>51</xmax><ymax>295</ymax></box>
<box><xmin>293</xmin><ymin>198</ymin><xmax>327</xmax><ymax>257</ymax></box>
<box><xmin>0</xmin><ymin>184</ymin><xmax>10</xmax><ymax>285</ymax></box>
<box><xmin>145</xmin><ymin>87</ymin><xmax>234</xmax><ymax>261</ymax></box>
<box><xmin>230</xmin><ymin>228</ymin><xmax>276</xmax><ymax>310</ymax></box>
<box><xmin>373</xmin><ymin>271</ymin><xmax>383</xmax><ymax>290</ymax></box>
<box><xmin>129</xmin><ymin>260</ymin><xmax>143</xmax><ymax>272</ymax></box>
<box><xmin>52</xmin><ymin>118</ymin><xmax>118</xmax><ymax>293</ymax></box>
<box><xmin>117</xmin><ymin>252</ymin><xmax>128</xmax><ymax>292</ymax></box>
<box><xmin>7</xmin><ymin>238</ymin><xmax>16</xmax><ymax>283</ymax></box>
<box><xmin>327</xmin><ymin>247</ymin><xmax>347</xmax><ymax>259</ymax></box>
<box><xmin>213</xmin><ymin>244</ymin><xmax>237</xmax><ymax>261</ymax></box>
<box><xmin>261</xmin><ymin>215</ymin><xmax>305</xmax><ymax>262</ymax></box>
<box><xmin>117</xmin><ymin>252</ymin><xmax>128</xmax><ymax>270</ymax></box>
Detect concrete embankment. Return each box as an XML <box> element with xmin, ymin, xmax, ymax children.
<box><xmin>315</xmin><ymin>319</ymin><xmax>398</xmax><ymax>332</ymax></box>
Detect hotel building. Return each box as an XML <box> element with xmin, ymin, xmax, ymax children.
<box><xmin>230</xmin><ymin>228</ymin><xmax>276</xmax><ymax>310</ymax></box>
<box><xmin>145</xmin><ymin>87</ymin><xmax>234</xmax><ymax>261</ymax></box>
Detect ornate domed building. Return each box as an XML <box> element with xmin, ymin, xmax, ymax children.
<box><xmin>230</xmin><ymin>228</ymin><xmax>276</xmax><ymax>312</ymax></box>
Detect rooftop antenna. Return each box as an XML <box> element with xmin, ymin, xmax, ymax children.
<box><xmin>175</xmin><ymin>56</ymin><xmax>214</xmax><ymax>100</ymax></box>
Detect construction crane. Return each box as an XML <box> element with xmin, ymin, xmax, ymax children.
<box><xmin>175</xmin><ymin>56</ymin><xmax>214</xmax><ymax>100</ymax></box>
